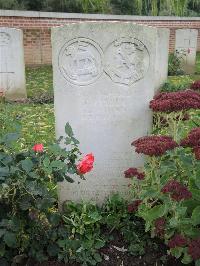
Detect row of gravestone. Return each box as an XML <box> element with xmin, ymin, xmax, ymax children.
<box><xmin>0</xmin><ymin>24</ymin><xmax>198</xmax><ymax>204</ymax></box>
<box><xmin>0</xmin><ymin>26</ymin><xmax>198</xmax><ymax>102</ymax></box>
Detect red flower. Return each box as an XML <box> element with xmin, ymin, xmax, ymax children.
<box><xmin>161</xmin><ymin>180</ymin><xmax>192</xmax><ymax>202</ymax></box>
<box><xmin>190</xmin><ymin>80</ymin><xmax>200</xmax><ymax>91</ymax></box>
<box><xmin>168</xmin><ymin>234</ymin><xmax>187</xmax><ymax>249</ymax></box>
<box><xmin>132</xmin><ymin>136</ymin><xmax>178</xmax><ymax>156</ymax></box>
<box><xmin>77</xmin><ymin>153</ymin><xmax>94</xmax><ymax>174</ymax></box>
<box><xmin>181</xmin><ymin>127</ymin><xmax>200</xmax><ymax>148</ymax></box>
<box><xmin>188</xmin><ymin>238</ymin><xmax>200</xmax><ymax>260</ymax></box>
<box><xmin>180</xmin><ymin>128</ymin><xmax>200</xmax><ymax>160</ymax></box>
<box><xmin>193</xmin><ymin>147</ymin><xmax>200</xmax><ymax>160</ymax></box>
<box><xmin>155</xmin><ymin>217</ymin><xmax>166</xmax><ymax>237</ymax></box>
<box><xmin>124</xmin><ymin>168</ymin><xmax>145</xmax><ymax>180</ymax></box>
<box><xmin>149</xmin><ymin>90</ymin><xmax>200</xmax><ymax>112</ymax></box>
<box><xmin>127</xmin><ymin>200</ymin><xmax>142</xmax><ymax>213</ymax></box>
<box><xmin>32</xmin><ymin>143</ymin><xmax>44</xmax><ymax>153</ymax></box>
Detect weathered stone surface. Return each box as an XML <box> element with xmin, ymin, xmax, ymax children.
<box><xmin>52</xmin><ymin>22</ymin><xmax>163</xmax><ymax>204</ymax></box>
<box><xmin>0</xmin><ymin>27</ymin><xmax>26</xmax><ymax>100</ymax></box>
<box><xmin>155</xmin><ymin>28</ymin><xmax>170</xmax><ymax>91</ymax></box>
<box><xmin>175</xmin><ymin>29</ymin><xmax>198</xmax><ymax>74</ymax></box>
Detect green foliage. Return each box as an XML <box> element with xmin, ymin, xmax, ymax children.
<box><xmin>129</xmin><ymin>108</ymin><xmax>200</xmax><ymax>264</ymax></box>
<box><xmin>101</xmin><ymin>194</ymin><xmax>158</xmax><ymax>257</ymax></box>
<box><xmin>26</xmin><ymin>66</ymin><xmax>53</xmax><ymax>99</ymax></box>
<box><xmin>195</xmin><ymin>52</ymin><xmax>200</xmax><ymax>75</ymax></box>
<box><xmin>59</xmin><ymin>201</ymin><xmax>105</xmax><ymax>265</ymax></box>
<box><xmin>160</xmin><ymin>76</ymin><xmax>193</xmax><ymax>93</ymax></box>
<box><xmin>0</xmin><ymin>103</ymin><xmax>54</xmax><ymax>151</ymax></box>
<box><xmin>0</xmin><ymin>123</ymin><xmax>83</xmax><ymax>265</ymax></box>
<box><xmin>0</xmin><ymin>0</ymin><xmax>199</xmax><ymax>16</ymax></box>
<box><xmin>58</xmin><ymin>194</ymin><xmax>159</xmax><ymax>265</ymax></box>
<box><xmin>0</xmin><ymin>67</ymin><xmax>54</xmax><ymax>152</ymax></box>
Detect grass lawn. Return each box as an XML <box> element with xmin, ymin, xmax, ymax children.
<box><xmin>1</xmin><ymin>52</ymin><xmax>200</xmax><ymax>150</ymax></box>
<box><xmin>26</xmin><ymin>65</ymin><xmax>53</xmax><ymax>98</ymax></box>
<box><xmin>0</xmin><ymin>66</ymin><xmax>54</xmax><ymax>151</ymax></box>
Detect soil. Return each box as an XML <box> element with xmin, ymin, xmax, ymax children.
<box><xmin>32</xmin><ymin>230</ymin><xmax>184</xmax><ymax>266</ymax></box>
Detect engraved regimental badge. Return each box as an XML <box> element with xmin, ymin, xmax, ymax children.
<box><xmin>58</xmin><ymin>38</ymin><xmax>103</xmax><ymax>85</ymax></box>
<box><xmin>104</xmin><ymin>37</ymin><xmax>150</xmax><ymax>85</ymax></box>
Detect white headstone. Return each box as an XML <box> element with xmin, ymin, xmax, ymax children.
<box><xmin>175</xmin><ymin>29</ymin><xmax>198</xmax><ymax>74</ymax></box>
<box><xmin>0</xmin><ymin>27</ymin><xmax>26</xmax><ymax>100</ymax></box>
<box><xmin>52</xmin><ymin>22</ymin><xmax>162</xmax><ymax>204</ymax></box>
<box><xmin>155</xmin><ymin>28</ymin><xmax>170</xmax><ymax>91</ymax></box>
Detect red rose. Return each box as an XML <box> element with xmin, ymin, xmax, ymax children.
<box><xmin>77</xmin><ymin>153</ymin><xmax>94</xmax><ymax>174</ymax></box>
<box><xmin>32</xmin><ymin>143</ymin><xmax>44</xmax><ymax>152</ymax></box>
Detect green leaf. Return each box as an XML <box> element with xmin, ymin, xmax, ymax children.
<box><xmin>0</xmin><ymin>242</ymin><xmax>5</xmax><ymax>257</ymax></box>
<box><xmin>195</xmin><ymin>179</ymin><xmax>200</xmax><ymax>189</ymax></box>
<box><xmin>71</xmin><ymin>137</ymin><xmax>80</xmax><ymax>145</ymax></box>
<box><xmin>65</xmin><ymin>137</ymin><xmax>71</xmax><ymax>145</ymax></box>
<box><xmin>146</xmin><ymin>204</ymin><xmax>166</xmax><ymax>222</ymax></box>
<box><xmin>0</xmin><ymin>167</ymin><xmax>9</xmax><ymax>177</ymax></box>
<box><xmin>94</xmin><ymin>239</ymin><xmax>105</xmax><ymax>249</ymax></box>
<box><xmin>3</xmin><ymin>232</ymin><xmax>16</xmax><ymax>247</ymax></box>
<box><xmin>47</xmin><ymin>213</ymin><xmax>61</xmax><ymax>226</ymax></box>
<box><xmin>0</xmin><ymin>229</ymin><xmax>6</xmax><ymax>238</ymax></box>
<box><xmin>170</xmin><ymin>247</ymin><xmax>183</xmax><ymax>259</ymax></box>
<box><xmin>191</xmin><ymin>189</ymin><xmax>200</xmax><ymax>201</ymax></box>
<box><xmin>65</xmin><ymin>175</ymin><xmax>74</xmax><ymax>183</ymax></box>
<box><xmin>19</xmin><ymin>197</ymin><xmax>32</xmax><ymax>210</ymax></box>
<box><xmin>47</xmin><ymin>243</ymin><xmax>60</xmax><ymax>257</ymax></box>
<box><xmin>21</xmin><ymin>159</ymin><xmax>33</xmax><ymax>173</ymax></box>
<box><xmin>169</xmin><ymin>217</ymin><xmax>179</xmax><ymax>228</ymax></box>
<box><xmin>51</xmin><ymin>160</ymin><xmax>66</xmax><ymax>170</ymax></box>
<box><xmin>176</xmin><ymin>207</ymin><xmax>187</xmax><ymax>216</ymax></box>
<box><xmin>181</xmin><ymin>251</ymin><xmax>192</xmax><ymax>264</ymax></box>
<box><xmin>43</xmin><ymin>157</ymin><xmax>50</xmax><ymax>167</ymax></box>
<box><xmin>191</xmin><ymin>206</ymin><xmax>200</xmax><ymax>226</ymax></box>
<box><xmin>195</xmin><ymin>259</ymin><xmax>200</xmax><ymax>266</ymax></box>
<box><xmin>3</xmin><ymin>132</ymin><xmax>20</xmax><ymax>144</ymax></box>
<box><xmin>65</xmin><ymin>122</ymin><xmax>73</xmax><ymax>137</ymax></box>
<box><xmin>93</xmin><ymin>253</ymin><xmax>102</xmax><ymax>263</ymax></box>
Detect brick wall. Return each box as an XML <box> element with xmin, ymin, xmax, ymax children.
<box><xmin>0</xmin><ymin>10</ymin><xmax>200</xmax><ymax>65</ymax></box>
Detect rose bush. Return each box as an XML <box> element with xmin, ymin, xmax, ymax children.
<box><xmin>0</xmin><ymin>122</ymin><xmax>92</xmax><ymax>264</ymax></box>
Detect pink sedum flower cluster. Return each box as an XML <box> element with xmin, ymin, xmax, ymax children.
<box><xmin>124</xmin><ymin>168</ymin><xmax>145</xmax><ymax>180</ymax></box>
<box><xmin>155</xmin><ymin>217</ymin><xmax>166</xmax><ymax>237</ymax></box>
<box><xmin>127</xmin><ymin>200</ymin><xmax>142</xmax><ymax>213</ymax></box>
<box><xmin>149</xmin><ymin>90</ymin><xmax>200</xmax><ymax>112</ymax></box>
<box><xmin>132</xmin><ymin>136</ymin><xmax>178</xmax><ymax>156</ymax></box>
<box><xmin>188</xmin><ymin>238</ymin><xmax>200</xmax><ymax>260</ymax></box>
<box><xmin>161</xmin><ymin>180</ymin><xmax>192</xmax><ymax>202</ymax></box>
<box><xmin>168</xmin><ymin>234</ymin><xmax>187</xmax><ymax>249</ymax></box>
<box><xmin>181</xmin><ymin>127</ymin><xmax>200</xmax><ymax>147</ymax></box>
<box><xmin>180</xmin><ymin>127</ymin><xmax>200</xmax><ymax>160</ymax></box>
<box><xmin>190</xmin><ymin>80</ymin><xmax>200</xmax><ymax>91</ymax></box>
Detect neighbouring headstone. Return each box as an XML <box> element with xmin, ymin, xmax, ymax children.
<box><xmin>52</xmin><ymin>22</ymin><xmax>167</xmax><ymax>204</ymax></box>
<box><xmin>175</xmin><ymin>29</ymin><xmax>198</xmax><ymax>74</ymax></box>
<box><xmin>155</xmin><ymin>28</ymin><xmax>170</xmax><ymax>91</ymax></box>
<box><xmin>0</xmin><ymin>27</ymin><xmax>26</xmax><ymax>100</ymax></box>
